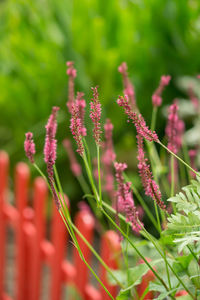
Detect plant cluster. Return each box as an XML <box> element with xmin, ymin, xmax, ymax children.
<box><xmin>24</xmin><ymin>61</ymin><xmax>200</xmax><ymax>299</ymax></box>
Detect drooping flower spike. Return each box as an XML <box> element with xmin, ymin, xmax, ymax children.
<box><xmin>114</xmin><ymin>162</ymin><xmax>142</xmax><ymax>232</ymax></box>
<box><xmin>118</xmin><ymin>62</ymin><xmax>136</xmax><ymax>110</ymax></box>
<box><xmin>152</xmin><ymin>75</ymin><xmax>171</xmax><ymax>107</ymax></box>
<box><xmin>117</xmin><ymin>96</ymin><xmax>158</xmax><ymax>142</ymax></box>
<box><xmin>70</xmin><ymin>102</ymin><xmax>84</xmax><ymax>156</ymax></box>
<box><xmin>24</xmin><ymin>132</ymin><xmax>35</xmax><ymax>164</ymax></box>
<box><xmin>90</xmin><ymin>86</ymin><xmax>102</xmax><ymax>145</ymax></box>
<box><xmin>136</xmin><ymin>134</ymin><xmax>166</xmax><ymax>210</ymax></box>
<box><xmin>44</xmin><ymin>106</ymin><xmax>60</xmax><ymax>210</ymax></box>
<box><xmin>63</xmin><ymin>139</ymin><xmax>82</xmax><ymax>177</ymax></box>
<box><xmin>66</xmin><ymin>61</ymin><xmax>77</xmax><ymax>113</ymax></box>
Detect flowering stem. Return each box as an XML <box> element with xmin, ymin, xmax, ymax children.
<box><xmin>154</xmin><ymin>201</ymin><xmax>162</xmax><ymax>233</ymax></box>
<box><xmin>82</xmin><ymin>152</ymin><xmax>100</xmax><ymax>205</ymax></box>
<box><xmin>53</xmin><ymin>167</ymin><xmax>115</xmax><ymax>299</ymax></box>
<box><xmin>158</xmin><ymin>141</ymin><xmax>200</xmax><ymax>178</ymax></box>
<box><xmin>123</xmin><ymin>173</ymin><xmax>160</xmax><ymax>232</ymax></box>
<box><xmin>97</xmin><ymin>145</ymin><xmax>102</xmax><ymax>207</ymax></box>
<box><xmin>151</xmin><ymin>106</ymin><xmax>158</xmax><ymax>132</ymax></box>
<box><xmin>101</xmin><ymin>208</ymin><xmax>170</xmax><ymax>293</ymax></box>
<box><xmin>170</xmin><ymin>156</ymin><xmax>176</xmax><ymax>213</ymax></box>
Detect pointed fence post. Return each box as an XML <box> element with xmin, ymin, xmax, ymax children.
<box><xmin>29</xmin><ymin>177</ymin><xmax>47</xmax><ymax>300</ymax></box>
<box><xmin>15</xmin><ymin>162</ymin><xmax>30</xmax><ymax>300</ymax></box>
<box><xmin>73</xmin><ymin>210</ymin><xmax>95</xmax><ymax>298</ymax></box>
<box><xmin>50</xmin><ymin>195</ymin><xmax>69</xmax><ymax>300</ymax></box>
<box><xmin>0</xmin><ymin>151</ymin><xmax>9</xmax><ymax>298</ymax></box>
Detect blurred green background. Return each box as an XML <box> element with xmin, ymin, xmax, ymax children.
<box><xmin>1</xmin><ymin>0</ymin><xmax>200</xmax><ymax>203</ymax></box>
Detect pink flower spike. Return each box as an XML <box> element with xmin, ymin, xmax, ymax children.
<box><xmin>117</xmin><ymin>95</ymin><xmax>158</xmax><ymax>142</ymax></box>
<box><xmin>118</xmin><ymin>62</ymin><xmax>136</xmax><ymax>110</ymax></box>
<box><xmin>114</xmin><ymin>162</ymin><xmax>142</xmax><ymax>232</ymax></box>
<box><xmin>63</xmin><ymin>139</ymin><xmax>82</xmax><ymax>177</ymax></box>
<box><xmin>44</xmin><ymin>106</ymin><xmax>60</xmax><ymax>210</ymax></box>
<box><xmin>24</xmin><ymin>132</ymin><xmax>35</xmax><ymax>164</ymax></box>
<box><xmin>90</xmin><ymin>87</ymin><xmax>102</xmax><ymax>145</ymax></box>
<box><xmin>136</xmin><ymin>134</ymin><xmax>166</xmax><ymax>210</ymax></box>
<box><xmin>44</xmin><ymin>106</ymin><xmax>59</xmax><ymax>165</ymax></box>
<box><xmin>66</xmin><ymin>61</ymin><xmax>77</xmax><ymax>113</ymax></box>
<box><xmin>76</xmin><ymin>92</ymin><xmax>87</xmax><ymax>136</ymax></box>
<box><xmin>152</xmin><ymin>75</ymin><xmax>171</xmax><ymax>107</ymax></box>
<box><xmin>70</xmin><ymin>102</ymin><xmax>84</xmax><ymax>156</ymax></box>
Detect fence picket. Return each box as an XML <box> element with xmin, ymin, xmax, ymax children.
<box><xmin>0</xmin><ymin>156</ymin><xmax>121</xmax><ymax>300</ymax></box>
<box><xmin>0</xmin><ymin>152</ymin><xmax>9</xmax><ymax>296</ymax></box>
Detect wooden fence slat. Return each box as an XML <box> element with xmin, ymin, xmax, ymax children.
<box><xmin>31</xmin><ymin>177</ymin><xmax>48</xmax><ymax>300</ymax></box>
<box><xmin>0</xmin><ymin>151</ymin><xmax>9</xmax><ymax>296</ymax></box>
<box><xmin>0</xmin><ymin>153</ymin><xmax>122</xmax><ymax>300</ymax></box>
<box><xmin>73</xmin><ymin>210</ymin><xmax>95</xmax><ymax>299</ymax></box>
<box><xmin>99</xmin><ymin>231</ymin><xmax>121</xmax><ymax>299</ymax></box>
<box><xmin>15</xmin><ymin>162</ymin><xmax>30</xmax><ymax>300</ymax></box>
<box><xmin>50</xmin><ymin>195</ymin><xmax>69</xmax><ymax>300</ymax></box>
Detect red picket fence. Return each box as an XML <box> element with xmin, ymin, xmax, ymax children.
<box><xmin>0</xmin><ymin>151</ymin><xmax>121</xmax><ymax>300</ymax></box>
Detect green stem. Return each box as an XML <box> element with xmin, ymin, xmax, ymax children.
<box><xmin>97</xmin><ymin>145</ymin><xmax>102</xmax><ymax>207</ymax></box>
<box><xmin>82</xmin><ymin>152</ymin><xmax>100</xmax><ymax>204</ymax></box>
<box><xmin>170</xmin><ymin>155</ymin><xmax>176</xmax><ymax>214</ymax></box>
<box><xmin>159</xmin><ymin>141</ymin><xmax>200</xmax><ymax>178</ymax></box>
<box><xmin>170</xmin><ymin>156</ymin><xmax>175</xmax><ymax>197</ymax></box>
<box><xmin>53</xmin><ymin>168</ymin><xmax>114</xmax><ymax>299</ymax></box>
<box><xmin>164</xmin><ymin>250</ymin><xmax>172</xmax><ymax>290</ymax></box>
<box><xmin>154</xmin><ymin>201</ymin><xmax>162</xmax><ymax>233</ymax></box>
<box><xmin>121</xmin><ymin>224</ymin><xmax>130</xmax><ymax>282</ymax></box>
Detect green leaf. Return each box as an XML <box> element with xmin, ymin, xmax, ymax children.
<box><xmin>116</xmin><ymin>289</ymin><xmax>131</xmax><ymax>300</ymax></box>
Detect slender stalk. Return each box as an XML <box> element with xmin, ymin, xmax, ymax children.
<box><xmin>159</xmin><ymin>141</ymin><xmax>200</xmax><ymax>177</ymax></box>
<box><xmin>101</xmin><ymin>208</ymin><xmax>170</xmax><ymax>293</ymax></box>
<box><xmin>121</xmin><ymin>224</ymin><xmax>130</xmax><ymax>282</ymax></box>
<box><xmin>170</xmin><ymin>156</ymin><xmax>175</xmax><ymax>197</ymax></box>
<box><xmin>164</xmin><ymin>250</ymin><xmax>172</xmax><ymax>290</ymax></box>
<box><xmin>154</xmin><ymin>201</ymin><xmax>162</xmax><ymax>233</ymax></box>
<box><xmin>33</xmin><ymin>163</ymin><xmax>50</xmax><ymax>189</ymax></box>
<box><xmin>82</xmin><ymin>152</ymin><xmax>100</xmax><ymax>204</ymax></box>
<box><xmin>53</xmin><ymin>168</ymin><xmax>114</xmax><ymax>299</ymax></box>
<box><xmin>97</xmin><ymin>145</ymin><xmax>102</xmax><ymax>207</ymax></box>
<box><xmin>170</xmin><ymin>155</ymin><xmax>176</xmax><ymax>214</ymax></box>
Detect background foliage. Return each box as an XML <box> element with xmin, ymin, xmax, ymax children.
<box><xmin>1</xmin><ymin>0</ymin><xmax>200</xmax><ymax>203</ymax></box>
